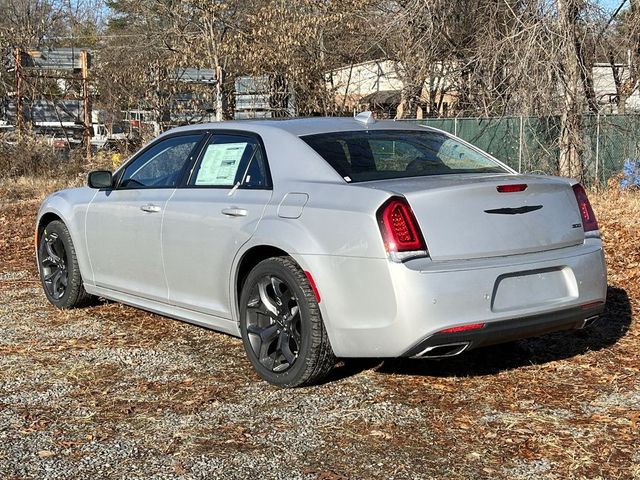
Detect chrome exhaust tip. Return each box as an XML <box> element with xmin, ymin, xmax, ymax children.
<box><xmin>579</xmin><ymin>315</ymin><xmax>600</xmax><ymax>329</ymax></box>
<box><xmin>413</xmin><ymin>342</ymin><xmax>470</xmax><ymax>359</ymax></box>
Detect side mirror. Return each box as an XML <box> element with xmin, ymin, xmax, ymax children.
<box><xmin>88</xmin><ymin>170</ymin><xmax>113</xmax><ymax>189</ymax></box>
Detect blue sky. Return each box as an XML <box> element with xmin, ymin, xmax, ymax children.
<box><xmin>599</xmin><ymin>0</ymin><xmax>627</xmax><ymax>10</ymax></box>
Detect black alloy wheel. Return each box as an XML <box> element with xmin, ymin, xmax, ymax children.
<box><xmin>40</xmin><ymin>230</ymin><xmax>68</xmax><ymax>300</ymax></box>
<box><xmin>38</xmin><ymin>220</ymin><xmax>93</xmax><ymax>308</ymax></box>
<box><xmin>239</xmin><ymin>256</ymin><xmax>335</xmax><ymax>387</ymax></box>
<box><xmin>245</xmin><ymin>274</ymin><xmax>303</xmax><ymax>372</ymax></box>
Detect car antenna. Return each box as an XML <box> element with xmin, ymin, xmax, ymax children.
<box><xmin>354</xmin><ymin>111</ymin><xmax>376</xmax><ymax>125</ymax></box>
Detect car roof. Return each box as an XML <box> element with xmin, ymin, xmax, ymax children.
<box><xmin>165</xmin><ymin>117</ymin><xmax>431</xmax><ymax>137</ymax></box>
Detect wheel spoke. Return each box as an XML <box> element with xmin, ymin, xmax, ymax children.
<box><xmin>291</xmin><ymin>323</ymin><xmax>302</xmax><ymax>349</ymax></box>
<box><xmin>43</xmin><ymin>268</ymin><xmax>59</xmax><ymax>281</ymax></box>
<box><xmin>247</xmin><ymin>323</ymin><xmax>279</xmax><ymax>344</ymax></box>
<box><xmin>258</xmin><ymin>279</ymin><xmax>279</xmax><ymax>316</ymax></box>
<box><xmin>279</xmin><ymin>331</ymin><xmax>297</xmax><ymax>365</ymax></box>
<box><xmin>283</xmin><ymin>305</ymin><xmax>299</xmax><ymax>323</ymax></box>
<box><xmin>247</xmin><ymin>294</ymin><xmax>260</xmax><ymax>308</ymax></box>
<box><xmin>271</xmin><ymin>277</ymin><xmax>287</xmax><ymax>305</ymax></box>
<box><xmin>44</xmin><ymin>238</ymin><xmax>61</xmax><ymax>264</ymax></box>
<box><xmin>41</xmin><ymin>256</ymin><xmax>55</xmax><ymax>267</ymax></box>
<box><xmin>258</xmin><ymin>340</ymin><xmax>276</xmax><ymax>370</ymax></box>
<box><xmin>51</xmin><ymin>270</ymin><xmax>63</xmax><ymax>298</ymax></box>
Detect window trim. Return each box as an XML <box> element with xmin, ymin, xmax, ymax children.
<box><xmin>113</xmin><ymin>131</ymin><xmax>208</xmax><ymax>191</ymax></box>
<box><xmin>184</xmin><ymin>129</ymin><xmax>273</xmax><ymax>190</ymax></box>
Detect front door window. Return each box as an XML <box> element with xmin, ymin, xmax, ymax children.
<box><xmin>119</xmin><ymin>134</ymin><xmax>203</xmax><ymax>189</ymax></box>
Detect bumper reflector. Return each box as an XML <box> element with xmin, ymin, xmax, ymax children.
<box><xmin>437</xmin><ymin>323</ymin><xmax>486</xmax><ymax>334</ymax></box>
<box><xmin>580</xmin><ymin>301</ymin><xmax>604</xmax><ymax>309</ymax></box>
<box><xmin>304</xmin><ymin>271</ymin><xmax>321</xmax><ymax>304</ymax></box>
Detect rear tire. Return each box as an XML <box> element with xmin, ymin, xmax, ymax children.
<box><xmin>38</xmin><ymin>220</ymin><xmax>93</xmax><ymax>308</ymax></box>
<box><xmin>239</xmin><ymin>256</ymin><xmax>335</xmax><ymax>387</ymax></box>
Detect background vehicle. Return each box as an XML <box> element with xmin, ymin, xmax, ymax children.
<box><xmin>35</xmin><ymin>113</ymin><xmax>607</xmax><ymax>387</ymax></box>
<box><xmin>90</xmin><ymin>123</ymin><xmax>130</xmax><ymax>151</ymax></box>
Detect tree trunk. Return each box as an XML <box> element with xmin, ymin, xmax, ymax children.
<box><xmin>398</xmin><ymin>76</ymin><xmax>425</xmax><ymax>119</ymax></box>
<box><xmin>576</xmin><ymin>38</ymin><xmax>598</xmax><ymax>114</ymax></box>
<box><xmin>557</xmin><ymin>0</ymin><xmax>584</xmax><ymax>181</ymax></box>
<box><xmin>618</xmin><ymin>92</ymin><xmax>628</xmax><ymax>114</ymax></box>
<box><xmin>559</xmin><ymin>107</ymin><xmax>583</xmax><ymax>179</ymax></box>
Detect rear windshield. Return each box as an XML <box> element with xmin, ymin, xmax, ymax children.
<box><xmin>301</xmin><ymin>130</ymin><xmax>508</xmax><ymax>182</ymax></box>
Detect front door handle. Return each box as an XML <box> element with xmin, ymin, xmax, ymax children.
<box><xmin>140</xmin><ymin>204</ymin><xmax>161</xmax><ymax>213</ymax></box>
<box><xmin>221</xmin><ymin>207</ymin><xmax>248</xmax><ymax>217</ymax></box>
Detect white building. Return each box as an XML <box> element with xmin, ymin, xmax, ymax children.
<box><xmin>592</xmin><ymin>63</ymin><xmax>640</xmax><ymax>113</ymax></box>
<box><xmin>327</xmin><ymin>59</ymin><xmax>640</xmax><ymax>117</ymax></box>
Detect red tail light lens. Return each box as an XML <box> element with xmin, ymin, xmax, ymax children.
<box><xmin>377</xmin><ymin>197</ymin><xmax>427</xmax><ymax>254</ymax></box>
<box><xmin>438</xmin><ymin>323</ymin><xmax>486</xmax><ymax>334</ymax></box>
<box><xmin>572</xmin><ymin>184</ymin><xmax>598</xmax><ymax>232</ymax></box>
<box><xmin>497</xmin><ymin>184</ymin><xmax>527</xmax><ymax>193</ymax></box>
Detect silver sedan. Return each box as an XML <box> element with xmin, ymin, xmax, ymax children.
<box><xmin>36</xmin><ymin>113</ymin><xmax>607</xmax><ymax>387</ymax></box>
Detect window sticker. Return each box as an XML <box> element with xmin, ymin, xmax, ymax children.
<box><xmin>195</xmin><ymin>142</ymin><xmax>248</xmax><ymax>185</ymax></box>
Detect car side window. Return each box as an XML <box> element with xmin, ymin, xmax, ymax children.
<box><xmin>119</xmin><ymin>134</ymin><xmax>203</xmax><ymax>189</ymax></box>
<box><xmin>189</xmin><ymin>134</ymin><xmax>269</xmax><ymax>188</ymax></box>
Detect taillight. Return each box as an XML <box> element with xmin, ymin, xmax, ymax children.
<box><xmin>377</xmin><ymin>197</ymin><xmax>427</xmax><ymax>261</ymax></box>
<box><xmin>572</xmin><ymin>184</ymin><xmax>598</xmax><ymax>232</ymax></box>
<box><xmin>497</xmin><ymin>184</ymin><xmax>527</xmax><ymax>193</ymax></box>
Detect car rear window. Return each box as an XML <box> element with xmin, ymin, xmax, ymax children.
<box><xmin>301</xmin><ymin>130</ymin><xmax>508</xmax><ymax>182</ymax></box>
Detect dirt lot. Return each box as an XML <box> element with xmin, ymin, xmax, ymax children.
<box><xmin>0</xmin><ymin>186</ymin><xmax>638</xmax><ymax>480</ymax></box>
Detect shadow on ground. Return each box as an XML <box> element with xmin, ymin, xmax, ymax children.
<box><xmin>327</xmin><ymin>285</ymin><xmax>632</xmax><ymax>382</ymax></box>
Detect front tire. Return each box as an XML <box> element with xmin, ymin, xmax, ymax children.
<box><xmin>239</xmin><ymin>256</ymin><xmax>335</xmax><ymax>387</ymax></box>
<box><xmin>38</xmin><ymin>220</ymin><xmax>93</xmax><ymax>308</ymax></box>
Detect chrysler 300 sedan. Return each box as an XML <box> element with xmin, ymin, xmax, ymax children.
<box><xmin>36</xmin><ymin>112</ymin><xmax>607</xmax><ymax>387</ymax></box>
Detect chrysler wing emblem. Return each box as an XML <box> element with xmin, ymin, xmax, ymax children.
<box><xmin>484</xmin><ymin>205</ymin><xmax>543</xmax><ymax>215</ymax></box>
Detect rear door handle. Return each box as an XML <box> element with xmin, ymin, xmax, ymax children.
<box><xmin>221</xmin><ymin>207</ymin><xmax>248</xmax><ymax>217</ymax></box>
<box><xmin>140</xmin><ymin>204</ymin><xmax>161</xmax><ymax>213</ymax></box>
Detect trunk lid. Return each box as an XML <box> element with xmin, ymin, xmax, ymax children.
<box><xmin>363</xmin><ymin>174</ymin><xmax>584</xmax><ymax>261</ymax></box>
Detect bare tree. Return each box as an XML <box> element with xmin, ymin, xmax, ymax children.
<box><xmin>605</xmin><ymin>0</ymin><xmax>640</xmax><ymax>114</ymax></box>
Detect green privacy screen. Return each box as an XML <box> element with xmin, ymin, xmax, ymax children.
<box><xmin>400</xmin><ymin>115</ymin><xmax>640</xmax><ymax>186</ymax></box>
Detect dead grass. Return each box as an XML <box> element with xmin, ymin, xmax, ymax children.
<box><xmin>0</xmin><ymin>184</ymin><xmax>638</xmax><ymax>479</ymax></box>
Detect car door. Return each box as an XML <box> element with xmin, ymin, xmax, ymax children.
<box><xmin>85</xmin><ymin>132</ymin><xmax>205</xmax><ymax>301</ymax></box>
<box><xmin>162</xmin><ymin>131</ymin><xmax>273</xmax><ymax>319</ymax></box>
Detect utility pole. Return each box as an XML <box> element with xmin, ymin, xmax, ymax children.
<box><xmin>81</xmin><ymin>50</ymin><xmax>91</xmax><ymax>162</ymax></box>
<box><xmin>14</xmin><ymin>48</ymin><xmax>24</xmax><ymax>135</ymax></box>
<box><xmin>215</xmin><ymin>65</ymin><xmax>223</xmax><ymax>122</ymax></box>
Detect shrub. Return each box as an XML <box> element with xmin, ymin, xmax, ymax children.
<box><xmin>0</xmin><ymin>133</ymin><xmax>84</xmax><ymax>180</ymax></box>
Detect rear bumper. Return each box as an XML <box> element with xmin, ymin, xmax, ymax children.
<box><xmin>298</xmin><ymin>240</ymin><xmax>607</xmax><ymax>358</ymax></box>
<box><xmin>402</xmin><ymin>303</ymin><xmax>605</xmax><ymax>357</ymax></box>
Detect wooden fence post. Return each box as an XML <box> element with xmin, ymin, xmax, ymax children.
<box><xmin>81</xmin><ymin>50</ymin><xmax>91</xmax><ymax>163</ymax></box>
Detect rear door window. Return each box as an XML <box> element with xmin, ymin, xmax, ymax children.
<box><xmin>189</xmin><ymin>134</ymin><xmax>270</xmax><ymax>188</ymax></box>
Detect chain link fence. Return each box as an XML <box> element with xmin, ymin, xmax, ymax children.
<box><xmin>400</xmin><ymin>115</ymin><xmax>640</xmax><ymax>187</ymax></box>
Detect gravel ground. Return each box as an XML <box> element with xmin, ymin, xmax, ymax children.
<box><xmin>0</xmin><ymin>193</ymin><xmax>638</xmax><ymax>479</ymax></box>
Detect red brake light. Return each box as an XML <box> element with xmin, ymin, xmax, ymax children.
<box><xmin>377</xmin><ymin>197</ymin><xmax>426</xmax><ymax>254</ymax></box>
<box><xmin>572</xmin><ymin>184</ymin><xmax>598</xmax><ymax>232</ymax></box>
<box><xmin>497</xmin><ymin>184</ymin><xmax>527</xmax><ymax>193</ymax></box>
<box><xmin>438</xmin><ymin>323</ymin><xmax>486</xmax><ymax>334</ymax></box>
